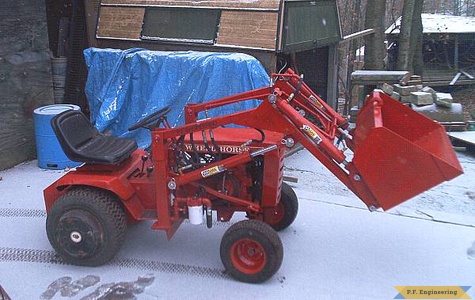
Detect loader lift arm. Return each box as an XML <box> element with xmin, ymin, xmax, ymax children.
<box><xmin>176</xmin><ymin>69</ymin><xmax>463</xmax><ymax>211</ymax></box>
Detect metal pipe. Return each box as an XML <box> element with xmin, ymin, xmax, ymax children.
<box><xmin>250</xmin><ymin>145</ymin><xmax>278</xmax><ymax>158</ymax></box>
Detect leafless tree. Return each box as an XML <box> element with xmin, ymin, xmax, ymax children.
<box><xmin>364</xmin><ymin>0</ymin><xmax>387</xmax><ymax>70</ymax></box>
<box><xmin>396</xmin><ymin>0</ymin><xmax>423</xmax><ymax>74</ymax></box>
<box><xmin>337</xmin><ymin>0</ymin><xmax>367</xmax><ymax>100</ymax></box>
<box><xmin>396</xmin><ymin>0</ymin><xmax>415</xmax><ymax>71</ymax></box>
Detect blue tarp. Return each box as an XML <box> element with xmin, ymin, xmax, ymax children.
<box><xmin>84</xmin><ymin>48</ymin><xmax>270</xmax><ymax>149</ymax></box>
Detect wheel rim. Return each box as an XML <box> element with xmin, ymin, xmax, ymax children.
<box><xmin>230</xmin><ymin>238</ymin><xmax>267</xmax><ymax>274</ymax></box>
<box><xmin>55</xmin><ymin>210</ymin><xmax>104</xmax><ymax>259</ymax></box>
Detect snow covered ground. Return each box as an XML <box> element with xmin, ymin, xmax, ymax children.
<box><xmin>0</xmin><ymin>149</ymin><xmax>474</xmax><ymax>299</ymax></box>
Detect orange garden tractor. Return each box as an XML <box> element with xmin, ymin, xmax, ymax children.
<box><xmin>43</xmin><ymin>69</ymin><xmax>463</xmax><ymax>283</ymax></box>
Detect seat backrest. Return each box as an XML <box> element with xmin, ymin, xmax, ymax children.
<box><xmin>51</xmin><ymin>110</ymin><xmax>97</xmax><ymax>156</ymax></box>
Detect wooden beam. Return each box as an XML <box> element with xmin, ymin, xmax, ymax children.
<box><xmin>351</xmin><ymin>70</ymin><xmax>410</xmax><ymax>85</ymax></box>
<box><xmin>341</xmin><ymin>28</ymin><xmax>376</xmax><ymax>42</ymax></box>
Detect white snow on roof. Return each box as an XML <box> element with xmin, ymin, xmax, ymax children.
<box><xmin>386</xmin><ymin>13</ymin><xmax>475</xmax><ymax>34</ymax></box>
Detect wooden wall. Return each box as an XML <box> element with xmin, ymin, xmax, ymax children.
<box><xmin>97</xmin><ymin>6</ymin><xmax>146</xmax><ymax>39</ymax></box>
<box><xmin>96</xmin><ymin>2</ymin><xmax>279</xmax><ymax>50</ymax></box>
<box><xmin>0</xmin><ymin>0</ymin><xmax>53</xmax><ymax>170</ymax></box>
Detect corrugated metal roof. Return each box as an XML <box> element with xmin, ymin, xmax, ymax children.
<box><xmin>386</xmin><ymin>13</ymin><xmax>475</xmax><ymax>34</ymax></box>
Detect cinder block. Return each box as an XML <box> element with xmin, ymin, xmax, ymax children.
<box><xmin>435</xmin><ymin>92</ymin><xmax>453</xmax><ymax>108</ymax></box>
<box><xmin>411</xmin><ymin>91</ymin><xmax>434</xmax><ymax>106</ymax></box>
<box><xmin>393</xmin><ymin>84</ymin><xmax>418</xmax><ymax>96</ymax></box>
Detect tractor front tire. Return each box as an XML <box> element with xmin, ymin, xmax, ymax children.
<box><xmin>46</xmin><ymin>187</ymin><xmax>127</xmax><ymax>266</ymax></box>
<box><xmin>266</xmin><ymin>182</ymin><xmax>299</xmax><ymax>231</ymax></box>
<box><xmin>220</xmin><ymin>220</ymin><xmax>283</xmax><ymax>283</ymax></box>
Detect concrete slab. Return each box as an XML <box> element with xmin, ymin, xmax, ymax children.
<box><xmin>448</xmin><ymin>131</ymin><xmax>475</xmax><ymax>144</ymax></box>
<box><xmin>449</xmin><ymin>131</ymin><xmax>475</xmax><ymax>152</ymax></box>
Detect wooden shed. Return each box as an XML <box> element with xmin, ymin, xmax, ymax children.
<box><xmin>386</xmin><ymin>13</ymin><xmax>475</xmax><ymax>87</ymax></box>
<box><xmin>81</xmin><ymin>0</ymin><xmax>342</xmax><ymax>106</ymax></box>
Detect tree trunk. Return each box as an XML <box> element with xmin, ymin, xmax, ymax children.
<box><xmin>345</xmin><ymin>0</ymin><xmax>363</xmax><ymax>110</ymax></box>
<box><xmin>412</xmin><ymin>1</ymin><xmax>424</xmax><ymax>76</ymax></box>
<box><xmin>396</xmin><ymin>0</ymin><xmax>415</xmax><ymax>71</ymax></box>
<box><xmin>363</xmin><ymin>0</ymin><xmax>387</xmax><ymax>70</ymax></box>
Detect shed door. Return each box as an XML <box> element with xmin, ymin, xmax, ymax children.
<box><xmin>294</xmin><ymin>47</ymin><xmax>329</xmax><ymax>100</ymax></box>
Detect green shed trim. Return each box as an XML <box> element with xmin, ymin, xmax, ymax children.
<box><xmin>280</xmin><ymin>0</ymin><xmax>341</xmax><ymax>52</ymax></box>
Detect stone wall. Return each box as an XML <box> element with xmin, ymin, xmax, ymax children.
<box><xmin>0</xmin><ymin>0</ymin><xmax>53</xmax><ymax>170</ymax></box>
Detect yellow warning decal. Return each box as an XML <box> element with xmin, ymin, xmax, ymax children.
<box><xmin>310</xmin><ymin>95</ymin><xmax>324</xmax><ymax>108</ymax></box>
<box><xmin>302</xmin><ymin>125</ymin><xmax>322</xmax><ymax>144</ymax></box>
<box><xmin>201</xmin><ymin>165</ymin><xmax>226</xmax><ymax>178</ymax></box>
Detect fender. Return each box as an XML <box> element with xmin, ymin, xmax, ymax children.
<box><xmin>44</xmin><ymin>150</ymin><xmax>148</xmax><ymax>212</ymax></box>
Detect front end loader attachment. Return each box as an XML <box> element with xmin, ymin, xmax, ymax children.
<box><xmin>182</xmin><ymin>70</ymin><xmax>463</xmax><ymax>212</ymax></box>
<box><xmin>351</xmin><ymin>91</ymin><xmax>463</xmax><ymax>210</ymax></box>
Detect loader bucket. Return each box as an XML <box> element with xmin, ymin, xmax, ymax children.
<box><xmin>351</xmin><ymin>91</ymin><xmax>463</xmax><ymax>210</ymax></box>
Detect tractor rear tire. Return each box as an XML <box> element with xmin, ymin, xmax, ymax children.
<box><xmin>266</xmin><ymin>182</ymin><xmax>299</xmax><ymax>231</ymax></box>
<box><xmin>220</xmin><ymin>220</ymin><xmax>283</xmax><ymax>283</ymax></box>
<box><xmin>46</xmin><ymin>187</ymin><xmax>127</xmax><ymax>266</ymax></box>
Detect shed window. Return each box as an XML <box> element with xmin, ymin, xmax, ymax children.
<box><xmin>283</xmin><ymin>1</ymin><xmax>341</xmax><ymax>52</ymax></box>
<box><xmin>142</xmin><ymin>8</ymin><xmax>221</xmax><ymax>44</ymax></box>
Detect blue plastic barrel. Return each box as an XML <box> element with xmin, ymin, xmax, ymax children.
<box><xmin>34</xmin><ymin>104</ymin><xmax>82</xmax><ymax>169</ymax></box>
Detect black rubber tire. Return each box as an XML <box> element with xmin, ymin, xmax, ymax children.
<box><xmin>267</xmin><ymin>182</ymin><xmax>299</xmax><ymax>231</ymax></box>
<box><xmin>220</xmin><ymin>220</ymin><xmax>283</xmax><ymax>283</ymax></box>
<box><xmin>46</xmin><ymin>187</ymin><xmax>127</xmax><ymax>266</ymax></box>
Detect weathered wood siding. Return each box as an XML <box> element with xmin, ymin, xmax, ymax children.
<box><xmin>97</xmin><ymin>6</ymin><xmax>145</xmax><ymax>39</ymax></box>
<box><xmin>217</xmin><ymin>11</ymin><xmax>278</xmax><ymax>49</ymax></box>
<box><xmin>0</xmin><ymin>0</ymin><xmax>53</xmax><ymax>170</ymax></box>
<box><xmin>101</xmin><ymin>0</ymin><xmax>281</xmax><ymax>9</ymax></box>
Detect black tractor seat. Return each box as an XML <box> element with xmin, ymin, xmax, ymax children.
<box><xmin>51</xmin><ymin>110</ymin><xmax>138</xmax><ymax>165</ymax></box>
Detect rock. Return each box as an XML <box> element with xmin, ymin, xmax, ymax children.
<box><xmin>390</xmin><ymin>91</ymin><xmax>401</xmax><ymax>101</ymax></box>
<box><xmin>412</xmin><ymin>103</ymin><xmax>464</xmax><ymax>122</ymax></box>
<box><xmin>411</xmin><ymin>91</ymin><xmax>434</xmax><ymax>106</ymax></box>
<box><xmin>400</xmin><ymin>95</ymin><xmax>413</xmax><ymax>103</ymax></box>
<box><xmin>393</xmin><ymin>84</ymin><xmax>418</xmax><ymax>96</ymax></box>
<box><xmin>421</xmin><ymin>86</ymin><xmax>436</xmax><ymax>94</ymax></box>
<box><xmin>381</xmin><ymin>83</ymin><xmax>394</xmax><ymax>95</ymax></box>
<box><xmin>435</xmin><ymin>92</ymin><xmax>453</xmax><ymax>108</ymax></box>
